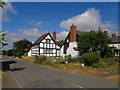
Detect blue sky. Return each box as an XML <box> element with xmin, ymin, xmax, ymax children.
<box><xmin>2</xmin><ymin>2</ymin><xmax>118</xmax><ymax>49</ymax></box>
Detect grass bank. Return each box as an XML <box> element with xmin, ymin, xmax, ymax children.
<box><xmin>14</xmin><ymin>56</ymin><xmax>119</xmax><ymax>83</ymax></box>
<box><xmin>0</xmin><ymin>71</ymin><xmax>3</xmax><ymax>79</ymax></box>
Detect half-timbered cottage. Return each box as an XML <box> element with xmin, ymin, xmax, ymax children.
<box><xmin>28</xmin><ymin>32</ymin><xmax>60</xmax><ymax>57</ymax></box>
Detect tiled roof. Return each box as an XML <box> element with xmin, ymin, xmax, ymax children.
<box><xmin>33</xmin><ymin>33</ymin><xmax>49</xmax><ymax>45</ymax></box>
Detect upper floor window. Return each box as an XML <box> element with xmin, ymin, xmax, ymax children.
<box><xmin>46</xmin><ymin>39</ymin><xmax>50</xmax><ymax>44</ymax></box>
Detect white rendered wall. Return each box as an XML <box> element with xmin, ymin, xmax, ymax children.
<box><xmin>109</xmin><ymin>43</ymin><xmax>120</xmax><ymax>49</ymax></box>
<box><xmin>109</xmin><ymin>43</ymin><xmax>120</xmax><ymax>56</ymax></box>
<box><xmin>60</xmin><ymin>42</ymin><xmax>79</xmax><ymax>58</ymax></box>
<box><xmin>67</xmin><ymin>42</ymin><xmax>79</xmax><ymax>57</ymax></box>
<box><xmin>28</xmin><ymin>50</ymin><xmax>31</xmax><ymax>56</ymax></box>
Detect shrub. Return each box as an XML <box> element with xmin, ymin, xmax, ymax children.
<box><xmin>2</xmin><ymin>50</ymin><xmax>7</xmax><ymax>55</ymax></box>
<box><xmin>12</xmin><ymin>49</ymin><xmax>24</xmax><ymax>58</ymax></box>
<box><xmin>17</xmin><ymin>50</ymin><xmax>24</xmax><ymax>58</ymax></box>
<box><xmin>34</xmin><ymin>55</ymin><xmax>47</xmax><ymax>64</ymax></box>
<box><xmin>92</xmin><ymin>62</ymin><xmax>108</xmax><ymax>68</ymax></box>
<box><xmin>81</xmin><ymin>52</ymin><xmax>101</xmax><ymax>66</ymax></box>
<box><xmin>65</xmin><ymin>55</ymin><xmax>77</xmax><ymax>63</ymax></box>
<box><xmin>100</xmin><ymin>57</ymin><xmax>118</xmax><ymax>66</ymax></box>
<box><xmin>42</xmin><ymin>60</ymin><xmax>54</xmax><ymax>65</ymax></box>
<box><xmin>7</xmin><ymin>49</ymin><xmax>13</xmax><ymax>56</ymax></box>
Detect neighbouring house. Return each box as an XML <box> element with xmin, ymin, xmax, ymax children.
<box><xmin>28</xmin><ymin>32</ymin><xmax>60</xmax><ymax>57</ymax></box>
<box><xmin>60</xmin><ymin>24</ymin><xmax>80</xmax><ymax>57</ymax></box>
<box><xmin>108</xmin><ymin>33</ymin><xmax>120</xmax><ymax>56</ymax></box>
<box><xmin>60</xmin><ymin>24</ymin><xmax>120</xmax><ymax>57</ymax></box>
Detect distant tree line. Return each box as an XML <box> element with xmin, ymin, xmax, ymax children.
<box><xmin>3</xmin><ymin>39</ymin><xmax>32</xmax><ymax>58</ymax></box>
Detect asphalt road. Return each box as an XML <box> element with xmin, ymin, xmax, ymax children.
<box><xmin>2</xmin><ymin>56</ymin><xmax>118</xmax><ymax>88</ymax></box>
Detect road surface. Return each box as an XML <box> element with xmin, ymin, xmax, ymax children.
<box><xmin>2</xmin><ymin>56</ymin><xmax>118</xmax><ymax>88</ymax></box>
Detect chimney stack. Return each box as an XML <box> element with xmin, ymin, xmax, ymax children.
<box><xmin>104</xmin><ymin>30</ymin><xmax>108</xmax><ymax>36</ymax></box>
<box><xmin>53</xmin><ymin>30</ymin><xmax>56</xmax><ymax>41</ymax></box>
<box><xmin>112</xmin><ymin>33</ymin><xmax>116</xmax><ymax>37</ymax></box>
<box><xmin>70</xmin><ymin>24</ymin><xmax>76</xmax><ymax>42</ymax></box>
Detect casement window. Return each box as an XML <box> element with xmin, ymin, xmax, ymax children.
<box><xmin>46</xmin><ymin>39</ymin><xmax>50</xmax><ymax>44</ymax></box>
<box><xmin>43</xmin><ymin>48</ymin><xmax>53</xmax><ymax>54</ymax></box>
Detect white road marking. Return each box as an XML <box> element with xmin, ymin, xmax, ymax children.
<box><xmin>71</xmin><ymin>83</ymin><xmax>83</xmax><ymax>88</ymax></box>
<box><xmin>9</xmin><ymin>71</ymin><xmax>22</xmax><ymax>88</ymax></box>
<box><xmin>71</xmin><ymin>83</ymin><xmax>88</xmax><ymax>90</ymax></box>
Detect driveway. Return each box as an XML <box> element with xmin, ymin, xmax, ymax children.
<box><xmin>2</xmin><ymin>56</ymin><xmax>118</xmax><ymax>88</ymax></box>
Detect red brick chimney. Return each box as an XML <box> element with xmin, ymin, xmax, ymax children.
<box><xmin>70</xmin><ymin>24</ymin><xmax>76</xmax><ymax>42</ymax></box>
<box><xmin>104</xmin><ymin>30</ymin><xmax>108</xmax><ymax>36</ymax></box>
<box><xmin>53</xmin><ymin>30</ymin><xmax>56</xmax><ymax>41</ymax></box>
<box><xmin>112</xmin><ymin>33</ymin><xmax>116</xmax><ymax>37</ymax></box>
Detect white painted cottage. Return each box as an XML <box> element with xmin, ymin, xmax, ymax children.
<box><xmin>60</xmin><ymin>24</ymin><xmax>80</xmax><ymax>57</ymax></box>
<box><xmin>109</xmin><ymin>33</ymin><xmax>120</xmax><ymax>56</ymax></box>
<box><xmin>28</xmin><ymin>32</ymin><xmax>60</xmax><ymax>57</ymax></box>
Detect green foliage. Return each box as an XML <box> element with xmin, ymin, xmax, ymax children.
<box><xmin>65</xmin><ymin>54</ymin><xmax>77</xmax><ymax>63</ymax></box>
<box><xmin>100</xmin><ymin>46</ymin><xmax>115</xmax><ymax>58</ymax></box>
<box><xmin>0</xmin><ymin>31</ymin><xmax>8</xmax><ymax>49</ymax></box>
<box><xmin>7</xmin><ymin>49</ymin><xmax>13</xmax><ymax>56</ymax></box>
<box><xmin>56</xmin><ymin>40</ymin><xmax>64</xmax><ymax>47</ymax></box>
<box><xmin>77</xmin><ymin>30</ymin><xmax>113</xmax><ymax>58</ymax></box>
<box><xmin>81</xmin><ymin>52</ymin><xmax>101</xmax><ymax>66</ymax></box>
<box><xmin>92</xmin><ymin>62</ymin><xmax>107</xmax><ymax>68</ymax></box>
<box><xmin>12</xmin><ymin>49</ymin><xmax>24</xmax><ymax>57</ymax></box>
<box><xmin>100</xmin><ymin>57</ymin><xmax>118</xmax><ymax>66</ymax></box>
<box><xmin>34</xmin><ymin>55</ymin><xmax>47</xmax><ymax>64</ymax></box>
<box><xmin>2</xmin><ymin>50</ymin><xmax>7</xmax><ymax>55</ymax></box>
<box><xmin>17</xmin><ymin>50</ymin><xmax>24</xmax><ymax>58</ymax></box>
<box><xmin>0</xmin><ymin>0</ymin><xmax>6</xmax><ymax>9</ymax></box>
<box><xmin>13</xmin><ymin>39</ymin><xmax>32</xmax><ymax>53</ymax></box>
<box><xmin>42</xmin><ymin>60</ymin><xmax>54</xmax><ymax>65</ymax></box>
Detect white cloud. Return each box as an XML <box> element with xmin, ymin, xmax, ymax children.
<box><xmin>57</xmin><ymin>31</ymin><xmax>69</xmax><ymax>40</ymax></box>
<box><xmin>60</xmin><ymin>8</ymin><xmax>117</xmax><ymax>31</ymax></box>
<box><xmin>19</xmin><ymin>28</ymin><xmax>40</xmax><ymax>38</ymax></box>
<box><xmin>1</xmin><ymin>2</ymin><xmax>18</xmax><ymax>22</ymax></box>
<box><xmin>3</xmin><ymin>28</ymin><xmax>41</xmax><ymax>50</ymax></box>
<box><xmin>28</xmin><ymin>20</ymin><xmax>43</xmax><ymax>27</ymax></box>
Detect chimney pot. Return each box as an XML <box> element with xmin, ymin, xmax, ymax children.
<box><xmin>104</xmin><ymin>30</ymin><xmax>108</xmax><ymax>36</ymax></box>
<box><xmin>112</xmin><ymin>33</ymin><xmax>116</xmax><ymax>37</ymax></box>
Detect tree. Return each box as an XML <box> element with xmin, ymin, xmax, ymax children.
<box><xmin>13</xmin><ymin>39</ymin><xmax>32</xmax><ymax>53</ymax></box>
<box><xmin>0</xmin><ymin>0</ymin><xmax>6</xmax><ymax>9</ymax></box>
<box><xmin>56</xmin><ymin>40</ymin><xmax>64</xmax><ymax>47</ymax></box>
<box><xmin>0</xmin><ymin>31</ymin><xmax>8</xmax><ymax>49</ymax></box>
<box><xmin>77</xmin><ymin>30</ymin><xmax>113</xmax><ymax>58</ymax></box>
<box><xmin>7</xmin><ymin>49</ymin><xmax>13</xmax><ymax>56</ymax></box>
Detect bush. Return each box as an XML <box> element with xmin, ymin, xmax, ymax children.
<box><xmin>7</xmin><ymin>49</ymin><xmax>13</xmax><ymax>56</ymax></box>
<box><xmin>2</xmin><ymin>50</ymin><xmax>7</xmax><ymax>55</ymax></box>
<box><xmin>100</xmin><ymin>57</ymin><xmax>118</xmax><ymax>66</ymax></box>
<box><xmin>34</xmin><ymin>55</ymin><xmax>47</xmax><ymax>64</ymax></box>
<box><xmin>42</xmin><ymin>60</ymin><xmax>54</xmax><ymax>65</ymax></box>
<box><xmin>92</xmin><ymin>62</ymin><xmax>108</xmax><ymax>68</ymax></box>
<box><xmin>17</xmin><ymin>50</ymin><xmax>24</xmax><ymax>58</ymax></box>
<box><xmin>65</xmin><ymin>55</ymin><xmax>77</xmax><ymax>63</ymax></box>
<box><xmin>12</xmin><ymin>49</ymin><xmax>24</xmax><ymax>58</ymax></box>
<box><xmin>81</xmin><ymin>52</ymin><xmax>101</xmax><ymax>66</ymax></box>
